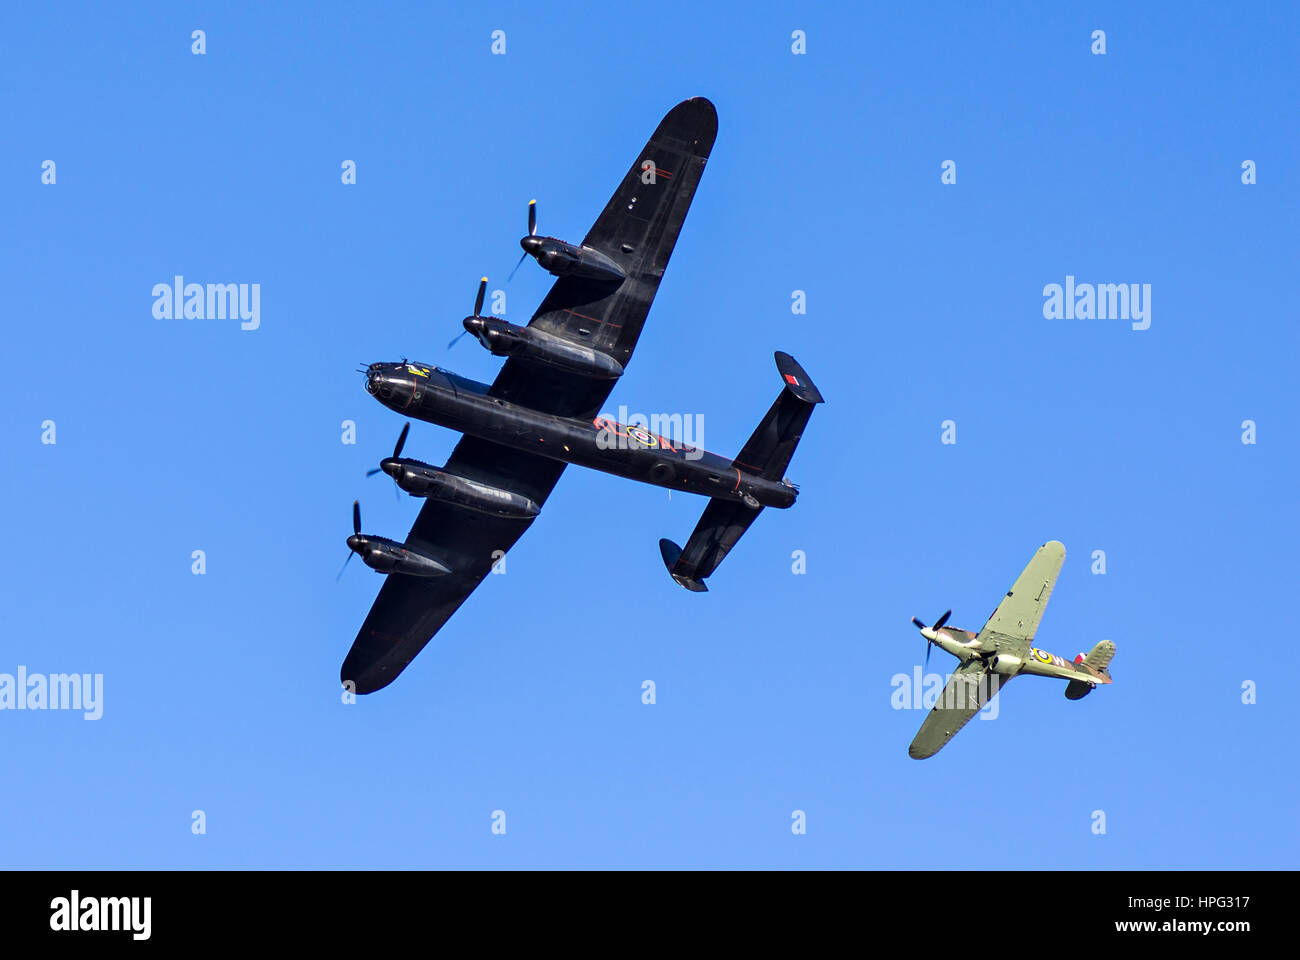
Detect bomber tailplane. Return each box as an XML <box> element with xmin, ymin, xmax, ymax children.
<box><xmin>659</xmin><ymin>500</ymin><xmax>762</xmax><ymax>592</ymax></box>
<box><xmin>659</xmin><ymin>352</ymin><xmax>822</xmax><ymax>592</ymax></box>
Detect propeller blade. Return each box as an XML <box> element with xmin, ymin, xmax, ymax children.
<box><xmin>933</xmin><ymin>609</ymin><xmax>952</xmax><ymax>631</ymax></box>
<box><xmin>393</xmin><ymin>422</ymin><xmax>409</xmax><ymax>459</ymax></box>
<box><xmin>924</xmin><ymin>640</ymin><xmax>932</xmax><ymax>669</ymax></box>
<box><xmin>911</xmin><ymin>616</ymin><xmax>926</xmax><ymax>630</ymax></box>
<box><xmin>336</xmin><ymin>551</ymin><xmax>354</xmax><ymax>581</ymax></box>
<box><xmin>473</xmin><ymin>276</ymin><xmax>487</xmax><ymax>317</ymax></box>
<box><xmin>352</xmin><ymin>500</ymin><xmax>361</xmax><ymax>535</ymax></box>
<box><xmin>506</xmin><ymin>250</ymin><xmax>528</xmax><ymax>282</ymax></box>
<box><xmin>365</xmin><ymin>467</ymin><xmax>383</xmax><ymax>477</ymax></box>
<box><xmin>447</xmin><ymin>329</ymin><xmax>469</xmax><ymax>350</ymax></box>
<box><xmin>528</xmin><ymin>198</ymin><xmax>536</xmax><ymax>236</ymax></box>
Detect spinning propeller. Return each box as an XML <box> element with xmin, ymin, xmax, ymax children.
<box><xmin>448</xmin><ymin>277</ymin><xmax>489</xmax><ymax>350</ymax></box>
<box><xmin>508</xmin><ymin>199</ymin><xmax>539</xmax><ymax>281</ymax></box>
<box><xmin>367</xmin><ymin>422</ymin><xmax>410</xmax><ymax>476</ymax></box>
<box><xmin>911</xmin><ymin>609</ymin><xmax>952</xmax><ymax>668</ymax></box>
<box><xmin>338</xmin><ymin>500</ymin><xmax>363</xmax><ymax>580</ymax></box>
<box><xmin>366</xmin><ymin>421</ymin><xmax>411</xmax><ymax>498</ymax></box>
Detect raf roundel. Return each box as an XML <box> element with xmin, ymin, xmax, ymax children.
<box><xmin>626</xmin><ymin>425</ymin><xmax>658</xmax><ymax>448</ymax></box>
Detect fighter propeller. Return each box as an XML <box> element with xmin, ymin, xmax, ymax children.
<box><xmin>911</xmin><ymin>609</ymin><xmax>952</xmax><ymax>668</ymax></box>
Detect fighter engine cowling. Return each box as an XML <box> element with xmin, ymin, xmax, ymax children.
<box><xmin>988</xmin><ymin>654</ymin><xmax>1022</xmax><ymax>676</ymax></box>
<box><xmin>389</xmin><ymin>461</ymin><xmax>541</xmax><ymax>519</ymax></box>
<box><xmin>520</xmin><ymin>235</ymin><xmax>627</xmax><ymax>285</ymax></box>
<box><xmin>461</xmin><ymin>315</ymin><xmax>624</xmax><ymax>380</ymax></box>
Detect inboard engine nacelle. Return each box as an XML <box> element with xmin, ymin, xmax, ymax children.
<box><xmin>460</xmin><ymin>315</ymin><xmax>624</xmax><ymax>380</ymax></box>
<box><xmin>390</xmin><ymin>460</ymin><xmax>541</xmax><ymax>518</ymax></box>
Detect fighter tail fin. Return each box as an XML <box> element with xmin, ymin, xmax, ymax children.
<box><xmin>1083</xmin><ymin>639</ymin><xmax>1116</xmax><ymax>675</ymax></box>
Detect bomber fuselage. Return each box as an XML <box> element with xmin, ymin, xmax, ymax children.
<box><xmin>364</xmin><ymin>361</ymin><xmax>796</xmax><ymax>509</ymax></box>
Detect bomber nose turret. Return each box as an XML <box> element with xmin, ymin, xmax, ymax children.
<box><xmin>364</xmin><ymin>365</ymin><xmax>415</xmax><ymax>408</ymax></box>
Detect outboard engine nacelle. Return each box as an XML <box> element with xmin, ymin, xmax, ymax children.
<box><xmin>514</xmin><ymin>199</ymin><xmax>626</xmax><ymax>285</ymax></box>
<box><xmin>342</xmin><ymin>500</ymin><xmax>450</xmax><ymax>578</ymax></box>
<box><xmin>461</xmin><ymin>314</ymin><xmax>624</xmax><ymax>380</ymax></box>
<box><xmin>519</xmin><ymin>235</ymin><xmax>627</xmax><ymax>285</ymax></box>
<box><xmin>346</xmin><ymin>534</ymin><xmax>450</xmax><ymax>577</ymax></box>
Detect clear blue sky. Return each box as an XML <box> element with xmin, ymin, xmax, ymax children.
<box><xmin>2</xmin><ymin>2</ymin><xmax>1295</xmax><ymax>868</ymax></box>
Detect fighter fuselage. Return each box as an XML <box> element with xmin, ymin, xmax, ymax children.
<box><xmin>921</xmin><ymin>625</ymin><xmax>1106</xmax><ymax>682</ymax></box>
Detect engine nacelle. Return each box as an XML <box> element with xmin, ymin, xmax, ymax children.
<box><xmin>461</xmin><ymin>315</ymin><xmax>624</xmax><ymax>380</ymax></box>
<box><xmin>988</xmin><ymin>654</ymin><xmax>1022</xmax><ymax>677</ymax></box>
<box><xmin>520</xmin><ymin>235</ymin><xmax>626</xmax><ymax>285</ymax></box>
<box><xmin>346</xmin><ymin>535</ymin><xmax>450</xmax><ymax>578</ymax></box>
<box><xmin>393</xmin><ymin>461</ymin><xmax>541</xmax><ymax>518</ymax></box>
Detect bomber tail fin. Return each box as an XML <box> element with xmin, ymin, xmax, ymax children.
<box><xmin>731</xmin><ymin>352</ymin><xmax>824</xmax><ymax>480</ymax></box>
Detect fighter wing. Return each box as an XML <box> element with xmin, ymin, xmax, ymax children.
<box><xmin>487</xmin><ymin>97</ymin><xmax>717</xmax><ymax>420</ymax></box>
<box><xmin>908</xmin><ymin>660</ymin><xmax>1009</xmax><ymax>759</ymax></box>
<box><xmin>975</xmin><ymin>540</ymin><xmax>1066</xmax><ymax>655</ymax></box>
<box><xmin>340</xmin><ymin>436</ymin><xmax>566</xmax><ymax>694</ymax></box>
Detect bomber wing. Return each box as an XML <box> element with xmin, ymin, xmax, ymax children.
<box><xmin>487</xmin><ymin>97</ymin><xmax>717</xmax><ymax>420</ymax></box>
<box><xmin>340</xmin><ymin>437</ymin><xmax>565</xmax><ymax>694</ymax></box>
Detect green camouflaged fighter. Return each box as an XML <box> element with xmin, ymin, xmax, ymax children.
<box><xmin>907</xmin><ymin>541</ymin><xmax>1116</xmax><ymax>759</ymax></box>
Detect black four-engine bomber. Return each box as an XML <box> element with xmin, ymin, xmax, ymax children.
<box><xmin>341</xmin><ymin>97</ymin><xmax>823</xmax><ymax>694</ymax></box>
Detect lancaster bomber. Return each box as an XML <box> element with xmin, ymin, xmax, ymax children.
<box><xmin>906</xmin><ymin>541</ymin><xmax>1116</xmax><ymax>759</ymax></box>
<box><xmin>341</xmin><ymin>97</ymin><xmax>823</xmax><ymax>694</ymax></box>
